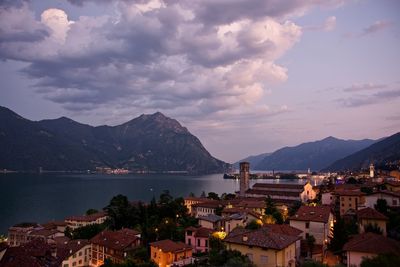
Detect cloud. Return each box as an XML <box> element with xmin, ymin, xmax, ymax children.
<box><xmin>340</xmin><ymin>89</ymin><xmax>400</xmax><ymax>107</ymax></box>
<box><xmin>362</xmin><ymin>20</ymin><xmax>393</xmax><ymax>36</ymax></box>
<box><xmin>343</xmin><ymin>83</ymin><xmax>387</xmax><ymax>92</ymax></box>
<box><xmin>305</xmin><ymin>16</ymin><xmax>336</xmax><ymax>32</ymax></box>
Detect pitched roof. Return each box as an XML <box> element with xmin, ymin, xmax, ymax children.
<box><xmin>263</xmin><ymin>224</ymin><xmax>303</xmax><ymax>237</ymax></box>
<box><xmin>356</xmin><ymin>207</ymin><xmax>388</xmax><ymax>221</ymax></box>
<box><xmin>150</xmin><ymin>239</ymin><xmax>192</xmax><ymax>253</ymax></box>
<box><xmin>343</xmin><ymin>233</ymin><xmax>400</xmax><ymax>255</ymax></box>
<box><xmin>198</xmin><ymin>214</ymin><xmax>223</xmax><ymax>223</ymax></box>
<box><xmin>245</xmin><ymin>189</ymin><xmax>301</xmax><ymax>197</ymax></box>
<box><xmin>224</xmin><ymin>227</ymin><xmax>299</xmax><ymax>250</ymax></box>
<box><xmin>29</xmin><ymin>229</ymin><xmax>61</xmax><ymax>237</ymax></box>
<box><xmin>185</xmin><ymin>227</ymin><xmax>213</xmax><ymax>238</ymax></box>
<box><xmin>90</xmin><ymin>229</ymin><xmax>140</xmax><ymax>251</ymax></box>
<box><xmin>333</xmin><ymin>189</ymin><xmax>365</xmax><ymax>196</ymax></box>
<box><xmin>56</xmin><ymin>239</ymin><xmax>90</xmax><ymax>261</ymax></box>
<box><xmin>65</xmin><ymin>211</ymin><xmax>107</xmax><ymax>222</ymax></box>
<box><xmin>252</xmin><ymin>183</ymin><xmax>304</xmax><ymax>190</ymax></box>
<box><xmin>192</xmin><ymin>201</ymin><xmax>221</xmax><ymax>209</ymax></box>
<box><xmin>289</xmin><ymin>205</ymin><xmax>332</xmax><ymax>223</ymax></box>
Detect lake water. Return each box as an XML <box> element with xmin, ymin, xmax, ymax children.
<box><xmin>0</xmin><ymin>173</ymin><xmax>321</xmax><ymax>234</ymax></box>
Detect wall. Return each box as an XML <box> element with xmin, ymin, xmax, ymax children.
<box><xmin>346</xmin><ymin>251</ymin><xmax>376</xmax><ymax>267</ymax></box>
<box><xmin>62</xmin><ymin>244</ymin><xmax>90</xmax><ymax>267</ymax></box>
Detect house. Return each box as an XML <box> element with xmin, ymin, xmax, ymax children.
<box><xmin>384</xmin><ymin>180</ymin><xmax>400</xmax><ymax>192</ymax></box>
<box><xmin>289</xmin><ymin>205</ymin><xmax>334</xmax><ymax>245</ymax></box>
<box><xmin>65</xmin><ymin>212</ymin><xmax>108</xmax><ymax>230</ymax></box>
<box><xmin>356</xmin><ymin>207</ymin><xmax>388</xmax><ymax>236</ymax></box>
<box><xmin>223</xmin><ymin>226</ymin><xmax>300</xmax><ymax>267</ymax></box>
<box><xmin>221</xmin><ymin>210</ymin><xmax>262</xmax><ymax>233</ymax></box>
<box><xmin>57</xmin><ymin>239</ymin><xmax>91</xmax><ymax>267</ymax></box>
<box><xmin>42</xmin><ymin>221</ymin><xmax>68</xmax><ymax>233</ymax></box>
<box><xmin>150</xmin><ymin>239</ymin><xmax>193</xmax><ymax>267</ymax></box>
<box><xmin>191</xmin><ymin>201</ymin><xmax>221</xmax><ymax>218</ymax></box>
<box><xmin>198</xmin><ymin>214</ymin><xmax>223</xmax><ymax>230</ymax></box>
<box><xmin>343</xmin><ymin>232</ymin><xmax>400</xmax><ymax>267</ymax></box>
<box><xmin>321</xmin><ymin>192</ymin><xmax>334</xmax><ymax>205</ymax></box>
<box><xmin>245</xmin><ymin>182</ymin><xmax>317</xmax><ymax>203</ymax></box>
<box><xmin>0</xmin><ymin>239</ymin><xmax>61</xmax><ymax>267</ymax></box>
<box><xmin>364</xmin><ymin>190</ymin><xmax>400</xmax><ymax>208</ymax></box>
<box><xmin>7</xmin><ymin>222</ymin><xmax>43</xmax><ymax>247</ymax></box>
<box><xmin>333</xmin><ymin>190</ymin><xmax>366</xmax><ymax>216</ymax></box>
<box><xmin>184</xmin><ymin>197</ymin><xmax>210</xmax><ymax>215</ymax></box>
<box><xmin>27</xmin><ymin>228</ymin><xmax>65</xmax><ymax>244</ymax></box>
<box><xmin>90</xmin><ymin>228</ymin><xmax>141</xmax><ymax>266</ymax></box>
<box><xmin>185</xmin><ymin>227</ymin><xmax>213</xmax><ymax>253</ymax></box>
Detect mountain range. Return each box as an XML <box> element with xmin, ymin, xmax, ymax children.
<box><xmin>236</xmin><ymin>137</ymin><xmax>377</xmax><ymax>171</ymax></box>
<box><xmin>324</xmin><ymin>132</ymin><xmax>400</xmax><ymax>171</ymax></box>
<box><xmin>0</xmin><ymin>106</ymin><xmax>228</xmax><ymax>173</ymax></box>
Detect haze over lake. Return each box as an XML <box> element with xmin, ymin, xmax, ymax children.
<box><xmin>0</xmin><ymin>173</ymin><xmax>322</xmax><ymax>234</ymax></box>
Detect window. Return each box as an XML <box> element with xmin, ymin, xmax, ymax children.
<box><xmin>246</xmin><ymin>253</ymin><xmax>253</xmax><ymax>262</ymax></box>
<box><xmin>349</xmin><ymin>203</ymin><xmax>352</xmax><ymax>207</ymax></box>
<box><xmin>197</xmin><ymin>239</ymin><xmax>201</xmax><ymax>247</ymax></box>
<box><xmin>260</xmin><ymin>255</ymin><xmax>268</xmax><ymax>264</ymax></box>
<box><xmin>305</xmin><ymin>222</ymin><xmax>309</xmax><ymax>229</ymax></box>
<box><xmin>205</xmin><ymin>240</ymin><xmax>208</xmax><ymax>247</ymax></box>
<box><xmin>188</xmin><ymin>239</ymin><xmax>191</xmax><ymax>246</ymax></box>
<box><xmin>73</xmin><ymin>254</ymin><xmax>76</xmax><ymax>258</ymax></box>
<box><xmin>306</xmin><ymin>233</ymin><xmax>309</xmax><ymax>238</ymax></box>
<box><xmin>63</xmin><ymin>264</ymin><xmax>69</xmax><ymax>267</ymax></box>
<box><xmin>72</xmin><ymin>262</ymin><xmax>77</xmax><ymax>267</ymax></box>
<box><xmin>78</xmin><ymin>251</ymin><xmax>82</xmax><ymax>256</ymax></box>
<box><xmin>393</xmin><ymin>199</ymin><xmax>398</xmax><ymax>206</ymax></box>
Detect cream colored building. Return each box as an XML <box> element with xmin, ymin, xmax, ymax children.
<box><xmin>333</xmin><ymin>190</ymin><xmax>366</xmax><ymax>216</ymax></box>
<box><xmin>59</xmin><ymin>239</ymin><xmax>91</xmax><ymax>267</ymax></box>
<box><xmin>343</xmin><ymin>233</ymin><xmax>400</xmax><ymax>267</ymax></box>
<box><xmin>356</xmin><ymin>207</ymin><xmax>388</xmax><ymax>236</ymax></box>
<box><xmin>150</xmin><ymin>239</ymin><xmax>193</xmax><ymax>267</ymax></box>
<box><xmin>223</xmin><ymin>226</ymin><xmax>300</xmax><ymax>267</ymax></box>
<box><xmin>65</xmin><ymin>212</ymin><xmax>108</xmax><ymax>230</ymax></box>
<box><xmin>364</xmin><ymin>190</ymin><xmax>400</xmax><ymax>208</ymax></box>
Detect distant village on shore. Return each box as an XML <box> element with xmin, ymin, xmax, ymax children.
<box><xmin>1</xmin><ymin>162</ymin><xmax>400</xmax><ymax>267</ymax></box>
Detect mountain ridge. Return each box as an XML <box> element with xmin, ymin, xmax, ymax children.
<box><xmin>0</xmin><ymin>106</ymin><xmax>228</xmax><ymax>173</ymax></box>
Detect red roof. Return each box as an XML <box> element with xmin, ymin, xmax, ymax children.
<box><xmin>356</xmin><ymin>207</ymin><xmax>388</xmax><ymax>220</ymax></box>
<box><xmin>56</xmin><ymin>239</ymin><xmax>90</xmax><ymax>261</ymax></box>
<box><xmin>334</xmin><ymin>189</ymin><xmax>365</xmax><ymax>196</ymax></box>
<box><xmin>65</xmin><ymin>211</ymin><xmax>107</xmax><ymax>222</ymax></box>
<box><xmin>185</xmin><ymin>227</ymin><xmax>213</xmax><ymax>238</ymax></box>
<box><xmin>289</xmin><ymin>205</ymin><xmax>332</xmax><ymax>223</ymax></box>
<box><xmin>90</xmin><ymin>229</ymin><xmax>140</xmax><ymax>251</ymax></box>
<box><xmin>343</xmin><ymin>233</ymin><xmax>400</xmax><ymax>255</ymax></box>
<box><xmin>224</xmin><ymin>227</ymin><xmax>299</xmax><ymax>250</ymax></box>
<box><xmin>150</xmin><ymin>239</ymin><xmax>192</xmax><ymax>253</ymax></box>
<box><xmin>263</xmin><ymin>224</ymin><xmax>303</xmax><ymax>237</ymax></box>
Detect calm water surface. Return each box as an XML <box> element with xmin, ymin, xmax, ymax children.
<box><xmin>0</xmin><ymin>173</ymin><xmax>321</xmax><ymax>234</ymax></box>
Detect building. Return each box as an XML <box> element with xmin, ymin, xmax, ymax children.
<box><xmin>223</xmin><ymin>226</ymin><xmax>300</xmax><ymax>267</ymax></box>
<box><xmin>27</xmin><ymin>228</ymin><xmax>64</xmax><ymax>244</ymax></box>
<box><xmin>90</xmin><ymin>228</ymin><xmax>141</xmax><ymax>266</ymax></box>
<box><xmin>369</xmin><ymin>163</ymin><xmax>375</xmax><ymax>178</ymax></box>
<box><xmin>289</xmin><ymin>205</ymin><xmax>334</xmax><ymax>260</ymax></box>
<box><xmin>364</xmin><ymin>190</ymin><xmax>400</xmax><ymax>208</ymax></box>
<box><xmin>57</xmin><ymin>239</ymin><xmax>91</xmax><ymax>267</ymax></box>
<box><xmin>42</xmin><ymin>221</ymin><xmax>68</xmax><ymax>233</ymax></box>
<box><xmin>198</xmin><ymin>214</ymin><xmax>223</xmax><ymax>230</ymax></box>
<box><xmin>245</xmin><ymin>182</ymin><xmax>317</xmax><ymax>203</ymax></box>
<box><xmin>7</xmin><ymin>222</ymin><xmax>42</xmax><ymax>247</ymax></box>
<box><xmin>191</xmin><ymin>201</ymin><xmax>221</xmax><ymax>218</ymax></box>
<box><xmin>183</xmin><ymin>197</ymin><xmax>210</xmax><ymax>215</ymax></box>
<box><xmin>333</xmin><ymin>190</ymin><xmax>366</xmax><ymax>216</ymax></box>
<box><xmin>343</xmin><ymin>233</ymin><xmax>400</xmax><ymax>267</ymax></box>
<box><xmin>0</xmin><ymin>243</ymin><xmax>7</xmax><ymax>262</ymax></box>
<box><xmin>384</xmin><ymin>180</ymin><xmax>400</xmax><ymax>192</ymax></box>
<box><xmin>185</xmin><ymin>227</ymin><xmax>213</xmax><ymax>253</ymax></box>
<box><xmin>239</xmin><ymin>162</ymin><xmax>250</xmax><ymax>197</ymax></box>
<box><xmin>65</xmin><ymin>212</ymin><xmax>108</xmax><ymax>230</ymax></box>
<box><xmin>356</xmin><ymin>207</ymin><xmax>388</xmax><ymax>236</ymax></box>
<box><xmin>150</xmin><ymin>239</ymin><xmax>193</xmax><ymax>267</ymax></box>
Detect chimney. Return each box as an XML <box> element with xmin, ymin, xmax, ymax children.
<box><xmin>242</xmin><ymin>235</ymin><xmax>248</xmax><ymax>242</ymax></box>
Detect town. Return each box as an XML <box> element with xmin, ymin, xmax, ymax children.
<box><xmin>1</xmin><ymin>162</ymin><xmax>400</xmax><ymax>267</ymax></box>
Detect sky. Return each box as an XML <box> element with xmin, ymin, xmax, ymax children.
<box><xmin>0</xmin><ymin>0</ymin><xmax>399</xmax><ymax>163</ymax></box>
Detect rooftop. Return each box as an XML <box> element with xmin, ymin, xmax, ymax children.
<box><xmin>198</xmin><ymin>214</ymin><xmax>223</xmax><ymax>223</ymax></box>
<box><xmin>252</xmin><ymin>183</ymin><xmax>304</xmax><ymax>190</ymax></box>
<box><xmin>289</xmin><ymin>205</ymin><xmax>332</xmax><ymax>223</ymax></box>
<box><xmin>150</xmin><ymin>239</ymin><xmax>191</xmax><ymax>253</ymax></box>
<box><xmin>356</xmin><ymin>207</ymin><xmax>388</xmax><ymax>221</ymax></box>
<box><xmin>246</xmin><ymin>189</ymin><xmax>301</xmax><ymax>197</ymax></box>
<box><xmin>343</xmin><ymin>232</ymin><xmax>400</xmax><ymax>255</ymax></box>
<box><xmin>224</xmin><ymin>227</ymin><xmax>299</xmax><ymax>250</ymax></box>
<box><xmin>90</xmin><ymin>229</ymin><xmax>140</xmax><ymax>251</ymax></box>
<box><xmin>333</xmin><ymin>189</ymin><xmax>366</xmax><ymax>196</ymax></box>
<box><xmin>185</xmin><ymin>227</ymin><xmax>213</xmax><ymax>238</ymax></box>
<box><xmin>65</xmin><ymin>211</ymin><xmax>107</xmax><ymax>222</ymax></box>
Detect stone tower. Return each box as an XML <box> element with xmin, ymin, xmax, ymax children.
<box><xmin>239</xmin><ymin>162</ymin><xmax>250</xmax><ymax>197</ymax></box>
<box><xmin>370</xmin><ymin>163</ymin><xmax>375</xmax><ymax>178</ymax></box>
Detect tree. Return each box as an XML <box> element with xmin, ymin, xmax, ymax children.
<box><xmin>306</xmin><ymin>234</ymin><xmax>316</xmax><ymax>258</ymax></box>
<box><xmin>86</xmin><ymin>208</ymin><xmax>99</xmax><ymax>215</ymax></box>
<box><xmin>364</xmin><ymin>223</ymin><xmax>383</xmax><ymax>235</ymax></box>
<box><xmin>265</xmin><ymin>196</ymin><xmax>277</xmax><ymax>215</ymax></box>
<box><xmin>200</xmin><ymin>191</ymin><xmax>206</xmax><ymax>198</ymax></box>
<box><xmin>360</xmin><ymin>253</ymin><xmax>400</xmax><ymax>267</ymax></box>
<box><xmin>207</xmin><ymin>192</ymin><xmax>220</xmax><ymax>200</ymax></box>
<box><xmin>104</xmin><ymin>194</ymin><xmax>140</xmax><ymax>230</ymax></box>
<box><xmin>375</xmin><ymin>199</ymin><xmax>389</xmax><ymax>216</ymax></box>
<box><xmin>329</xmin><ymin>218</ymin><xmax>348</xmax><ymax>253</ymax></box>
<box><xmin>289</xmin><ymin>201</ymin><xmax>302</xmax><ymax>216</ymax></box>
<box><xmin>246</xmin><ymin>220</ymin><xmax>261</xmax><ymax>230</ymax></box>
<box><xmin>71</xmin><ymin>223</ymin><xmax>107</xmax><ymax>240</ymax></box>
<box><xmin>272</xmin><ymin>211</ymin><xmax>284</xmax><ymax>224</ymax></box>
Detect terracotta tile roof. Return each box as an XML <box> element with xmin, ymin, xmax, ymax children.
<box><xmin>343</xmin><ymin>233</ymin><xmax>400</xmax><ymax>255</ymax></box>
<box><xmin>263</xmin><ymin>224</ymin><xmax>303</xmax><ymax>237</ymax></box>
<box><xmin>235</xmin><ymin>200</ymin><xmax>265</xmax><ymax>209</ymax></box>
<box><xmin>90</xmin><ymin>229</ymin><xmax>140</xmax><ymax>251</ymax></box>
<box><xmin>356</xmin><ymin>207</ymin><xmax>388</xmax><ymax>220</ymax></box>
<box><xmin>53</xmin><ymin>236</ymin><xmax>70</xmax><ymax>245</ymax></box>
<box><xmin>245</xmin><ymin>189</ymin><xmax>301</xmax><ymax>197</ymax></box>
<box><xmin>56</xmin><ymin>239</ymin><xmax>90</xmax><ymax>260</ymax></box>
<box><xmin>0</xmin><ymin>239</ymin><xmax>60</xmax><ymax>267</ymax></box>
<box><xmin>29</xmin><ymin>229</ymin><xmax>61</xmax><ymax>237</ymax></box>
<box><xmin>289</xmin><ymin>205</ymin><xmax>332</xmax><ymax>223</ymax></box>
<box><xmin>333</xmin><ymin>189</ymin><xmax>366</xmax><ymax>196</ymax></box>
<box><xmin>252</xmin><ymin>183</ymin><xmax>304</xmax><ymax>190</ymax></box>
<box><xmin>224</xmin><ymin>227</ymin><xmax>299</xmax><ymax>250</ymax></box>
<box><xmin>150</xmin><ymin>239</ymin><xmax>192</xmax><ymax>253</ymax></box>
<box><xmin>65</xmin><ymin>211</ymin><xmax>107</xmax><ymax>222</ymax></box>
<box><xmin>192</xmin><ymin>201</ymin><xmax>221</xmax><ymax>209</ymax></box>
<box><xmin>42</xmin><ymin>221</ymin><xmax>67</xmax><ymax>229</ymax></box>
<box><xmin>198</xmin><ymin>214</ymin><xmax>223</xmax><ymax>223</ymax></box>
<box><xmin>184</xmin><ymin>227</ymin><xmax>213</xmax><ymax>238</ymax></box>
